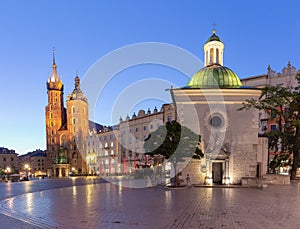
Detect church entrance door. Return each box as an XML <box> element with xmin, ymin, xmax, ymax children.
<box><xmin>212</xmin><ymin>162</ymin><xmax>222</xmax><ymax>184</ymax></box>
<box><xmin>55</xmin><ymin>168</ymin><xmax>59</xmax><ymax>177</ymax></box>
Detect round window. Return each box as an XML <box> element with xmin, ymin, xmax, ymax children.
<box><xmin>210</xmin><ymin>115</ymin><xmax>223</xmax><ymax>128</ymax></box>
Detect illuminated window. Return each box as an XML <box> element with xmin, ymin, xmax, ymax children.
<box><xmin>210</xmin><ymin>48</ymin><xmax>214</xmax><ymax>64</ymax></box>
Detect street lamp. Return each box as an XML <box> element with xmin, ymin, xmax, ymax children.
<box><xmin>4</xmin><ymin>167</ymin><xmax>11</xmax><ymax>182</ymax></box>
<box><xmin>24</xmin><ymin>164</ymin><xmax>29</xmax><ymax>179</ymax></box>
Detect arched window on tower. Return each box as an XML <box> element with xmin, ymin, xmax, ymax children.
<box><xmin>60</xmin><ymin>134</ymin><xmax>67</xmax><ymax>148</ymax></box>
<box><xmin>210</xmin><ymin>48</ymin><xmax>214</xmax><ymax>64</ymax></box>
<box><xmin>216</xmin><ymin>48</ymin><xmax>219</xmax><ymax>64</ymax></box>
<box><xmin>72</xmin><ymin>106</ymin><xmax>75</xmax><ymax>114</ymax></box>
<box><xmin>50</xmin><ymin>112</ymin><xmax>53</xmax><ymax>119</ymax></box>
<box><xmin>206</xmin><ymin>51</ymin><xmax>208</xmax><ymax>66</ymax></box>
<box><xmin>49</xmin><ymin>104</ymin><xmax>52</xmax><ymax>110</ymax></box>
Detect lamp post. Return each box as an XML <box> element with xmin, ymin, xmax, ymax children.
<box><xmin>5</xmin><ymin>167</ymin><xmax>11</xmax><ymax>182</ymax></box>
<box><xmin>24</xmin><ymin>164</ymin><xmax>29</xmax><ymax>180</ymax></box>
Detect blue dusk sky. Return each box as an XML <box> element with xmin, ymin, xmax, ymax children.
<box><xmin>0</xmin><ymin>0</ymin><xmax>299</xmax><ymax>154</ymax></box>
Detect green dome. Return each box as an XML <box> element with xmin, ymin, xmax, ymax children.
<box><xmin>206</xmin><ymin>32</ymin><xmax>222</xmax><ymax>44</ymax></box>
<box><xmin>187</xmin><ymin>64</ymin><xmax>243</xmax><ymax>88</ymax></box>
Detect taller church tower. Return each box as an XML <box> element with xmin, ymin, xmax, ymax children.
<box><xmin>45</xmin><ymin>54</ymin><xmax>67</xmax><ymax>174</ymax></box>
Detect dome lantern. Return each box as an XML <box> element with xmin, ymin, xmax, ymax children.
<box><xmin>204</xmin><ymin>29</ymin><xmax>224</xmax><ymax>67</ymax></box>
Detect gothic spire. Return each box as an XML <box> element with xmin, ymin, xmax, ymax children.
<box><xmin>49</xmin><ymin>48</ymin><xmax>60</xmax><ymax>82</ymax></box>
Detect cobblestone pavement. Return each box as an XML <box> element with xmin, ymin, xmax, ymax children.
<box><xmin>0</xmin><ymin>179</ymin><xmax>300</xmax><ymax>229</ymax></box>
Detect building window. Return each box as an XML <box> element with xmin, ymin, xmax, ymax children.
<box><xmin>284</xmin><ymin>107</ymin><xmax>290</xmax><ymax>114</ymax></box>
<box><xmin>111</xmin><ymin>142</ymin><xmax>114</xmax><ymax>147</ymax></box>
<box><xmin>270</xmin><ymin>125</ymin><xmax>277</xmax><ymax>132</ymax></box>
<box><xmin>72</xmin><ymin>106</ymin><xmax>75</xmax><ymax>113</ymax></box>
<box><xmin>150</xmin><ymin>124</ymin><xmax>153</xmax><ymax>129</ymax></box>
<box><xmin>270</xmin><ymin>110</ymin><xmax>277</xmax><ymax>119</ymax></box>
<box><xmin>72</xmin><ymin>118</ymin><xmax>76</xmax><ymax>125</ymax></box>
<box><xmin>210</xmin><ymin>115</ymin><xmax>224</xmax><ymax>128</ymax></box>
<box><xmin>50</xmin><ymin>112</ymin><xmax>53</xmax><ymax>119</ymax></box>
<box><xmin>49</xmin><ymin>104</ymin><xmax>52</xmax><ymax>110</ymax></box>
<box><xmin>105</xmin><ymin>143</ymin><xmax>108</xmax><ymax>148</ymax></box>
<box><xmin>167</xmin><ymin>115</ymin><xmax>172</xmax><ymax>123</ymax></box>
<box><xmin>136</xmin><ymin>128</ymin><xmax>138</xmax><ymax>132</ymax></box>
<box><xmin>3</xmin><ymin>158</ymin><xmax>6</xmax><ymax>161</ymax></box>
<box><xmin>210</xmin><ymin>48</ymin><xmax>214</xmax><ymax>64</ymax></box>
<box><xmin>144</xmin><ymin>126</ymin><xmax>147</xmax><ymax>131</ymax></box>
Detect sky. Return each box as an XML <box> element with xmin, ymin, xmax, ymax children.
<box><xmin>0</xmin><ymin>0</ymin><xmax>300</xmax><ymax>154</ymax></box>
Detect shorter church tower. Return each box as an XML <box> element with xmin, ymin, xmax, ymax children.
<box><xmin>66</xmin><ymin>75</ymin><xmax>89</xmax><ymax>174</ymax></box>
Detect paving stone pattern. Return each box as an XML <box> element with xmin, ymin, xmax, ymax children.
<box><xmin>0</xmin><ymin>178</ymin><xmax>300</xmax><ymax>229</ymax></box>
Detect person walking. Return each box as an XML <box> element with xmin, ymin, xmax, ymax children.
<box><xmin>186</xmin><ymin>174</ymin><xmax>191</xmax><ymax>187</ymax></box>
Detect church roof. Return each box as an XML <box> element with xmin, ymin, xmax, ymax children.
<box><xmin>187</xmin><ymin>64</ymin><xmax>242</xmax><ymax>88</ymax></box>
<box><xmin>205</xmin><ymin>30</ymin><xmax>222</xmax><ymax>44</ymax></box>
<box><xmin>69</xmin><ymin>76</ymin><xmax>88</xmax><ymax>102</ymax></box>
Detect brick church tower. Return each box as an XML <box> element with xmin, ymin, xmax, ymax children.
<box><xmin>45</xmin><ymin>54</ymin><xmax>88</xmax><ymax>177</ymax></box>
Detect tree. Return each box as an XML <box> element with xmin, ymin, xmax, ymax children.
<box><xmin>144</xmin><ymin>121</ymin><xmax>203</xmax><ymax>185</ymax></box>
<box><xmin>239</xmin><ymin>73</ymin><xmax>300</xmax><ymax>179</ymax></box>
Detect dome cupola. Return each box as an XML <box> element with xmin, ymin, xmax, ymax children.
<box><xmin>204</xmin><ymin>29</ymin><xmax>224</xmax><ymax>67</ymax></box>
<box><xmin>187</xmin><ymin>29</ymin><xmax>242</xmax><ymax>88</ymax></box>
